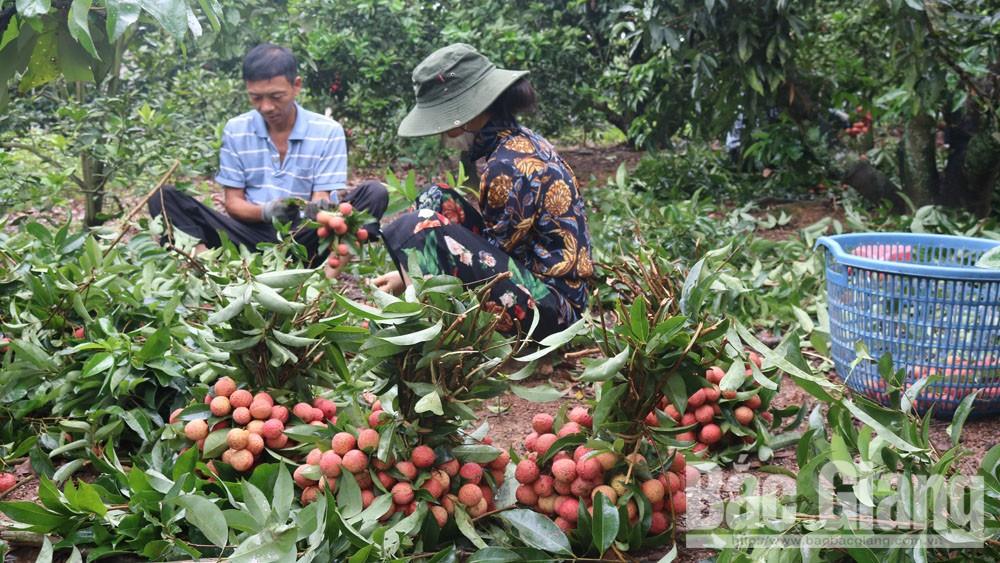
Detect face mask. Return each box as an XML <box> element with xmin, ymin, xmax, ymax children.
<box><xmin>442</xmin><ymin>130</ymin><xmax>476</xmax><ymax>152</ymax></box>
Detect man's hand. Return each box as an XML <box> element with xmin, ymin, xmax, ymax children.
<box><xmin>261</xmin><ymin>199</ymin><xmax>299</xmax><ymax>223</ymax></box>
<box><xmin>372</xmin><ymin>270</ymin><xmax>407</xmax><ymax>295</ymax></box>
<box><xmin>304</xmin><ymin>199</ymin><xmax>332</xmax><ymax>220</ymax></box>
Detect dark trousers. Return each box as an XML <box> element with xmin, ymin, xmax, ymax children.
<box><xmin>148</xmin><ymin>181</ymin><xmax>389</xmax><ymax>265</ymax></box>
<box><xmin>381</xmin><ymin>184</ymin><xmax>581</xmax><ymax>339</ymax></box>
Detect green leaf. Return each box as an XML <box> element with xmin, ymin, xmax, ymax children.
<box><xmin>105</xmin><ymin>0</ymin><xmax>140</xmax><ymax>41</ymax></box>
<box><xmin>593</xmin><ymin>382</ymin><xmax>626</xmax><ymax>433</ymax></box>
<box><xmin>451</xmin><ymin>444</ymin><xmax>501</xmax><ymax>464</ymax></box>
<box><xmin>252</xmin><ymin>282</ymin><xmax>304</xmax><ymax>315</ymax></box>
<box><xmin>82</xmin><ymin>352</ymin><xmax>115</xmax><ymax>378</ymax></box>
<box><xmin>0</xmin><ymin>501</ymin><xmax>64</xmax><ymax>532</ymax></box>
<box><xmin>67</xmin><ymin>481</ymin><xmax>107</xmax><ymax>516</ymax></box>
<box><xmin>51</xmin><ymin>459</ymin><xmax>85</xmax><ymax>484</ymax></box>
<box><xmin>580</xmin><ymin>345</ymin><xmax>629</xmax><ymax>382</ymax></box>
<box><xmin>454</xmin><ymin>507</ymin><xmax>487</xmax><ymax>549</ymax></box>
<box><xmin>337</xmin><ymin>470</ymin><xmax>362</xmax><ymax>519</ymax></box>
<box><xmin>976</xmin><ymin>246</ymin><xmax>1000</xmax><ymax>269</ymax></box>
<box><xmin>272</xmin><ymin>329</ymin><xmax>317</xmax><ymax>348</ymax></box>
<box><xmin>467</xmin><ymin>547</ymin><xmax>520</xmax><ymax>563</ymax></box>
<box><xmin>272</xmin><ymin>464</ymin><xmax>294</xmax><ymax>524</ymax></box>
<box><xmin>255</xmin><ymin>268</ymin><xmax>316</xmax><ymax>288</ymax></box>
<box><xmin>202</xmin><ymin>429</ymin><xmax>230</xmax><ymax>459</ymax></box>
<box><xmin>137</xmin><ymin>327</ymin><xmax>171</xmax><ymax>363</ymax></box>
<box><xmin>36</xmin><ymin>536</ymin><xmax>53</xmax><ymax>563</ymax></box>
<box><xmin>138</xmin><ymin>0</ymin><xmax>188</xmax><ymax>39</ymax></box>
<box><xmin>591</xmin><ymin>491</ymin><xmax>619</xmax><ymax>554</ymax></box>
<box><xmin>514</xmin><ymin>317</ymin><xmax>587</xmax><ymax>362</ymax></box>
<box><xmin>20</xmin><ymin>25</ymin><xmax>59</xmax><ymax>91</ymax></box>
<box><xmin>414</xmin><ymin>391</ymin><xmax>444</xmax><ymax>415</ymax></box>
<box><xmin>948</xmin><ymin>391</ymin><xmax>980</xmax><ymax>447</ymax></box>
<box><xmin>380</xmin><ymin>321</ymin><xmax>442</xmax><ymax>346</ymax></box>
<box><xmin>67</xmin><ymin>0</ymin><xmax>98</xmax><ymax>59</ymax></box>
<box><xmin>499</xmin><ymin>509</ymin><xmax>573</xmax><ymax>555</ymax></box>
<box><xmin>16</xmin><ymin>0</ymin><xmax>51</xmax><ymax>18</ymax></box>
<box><xmin>10</xmin><ymin>340</ymin><xmax>56</xmax><ymax>370</ymax></box>
<box><xmin>843</xmin><ymin>400</ymin><xmax>921</xmax><ymax>452</ymax></box>
<box><xmin>175</xmin><ymin>495</ymin><xmax>229</xmax><ymax>548</ymax></box>
<box><xmin>511</xmin><ymin>384</ymin><xmax>563</xmax><ymax>402</ymax></box>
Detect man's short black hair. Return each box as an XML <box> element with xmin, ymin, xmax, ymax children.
<box><xmin>243</xmin><ymin>43</ymin><xmax>298</xmax><ymax>83</ymax></box>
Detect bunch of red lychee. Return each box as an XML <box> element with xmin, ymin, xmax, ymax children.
<box><xmin>846</xmin><ymin>106</ymin><xmax>873</xmax><ymax>138</ymax></box>
<box><xmin>294</xmin><ymin>430</ymin><xmax>509</xmax><ymax>526</ymax></box>
<box><xmin>652</xmin><ymin>353</ymin><xmax>771</xmax><ymax>457</ymax></box>
<box><xmin>172</xmin><ymin>377</ymin><xmax>338</xmax><ymax>473</ymax></box>
<box><xmin>316</xmin><ymin>203</ymin><xmax>369</xmax><ymax>270</ymax></box>
<box><xmin>514</xmin><ymin>407</ymin><xmax>694</xmax><ymax>536</ymax></box>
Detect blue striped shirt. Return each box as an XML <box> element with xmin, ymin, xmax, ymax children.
<box><xmin>214</xmin><ymin>103</ymin><xmax>347</xmax><ymax>204</ymax></box>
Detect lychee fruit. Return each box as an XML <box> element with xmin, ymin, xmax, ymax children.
<box><xmin>391</xmin><ymin>482</ymin><xmax>415</xmax><ymax>505</ymax></box>
<box><xmin>292</xmin><ymin>402</ymin><xmax>314</xmax><ymax>422</ymax></box>
<box><xmin>357</xmin><ymin>428</ymin><xmax>379</xmax><ymax>452</ymax></box>
<box><xmin>458</xmin><ymin>483</ymin><xmax>483</xmax><ymax>507</ymax></box>
<box><xmin>301</xmin><ymin>486</ymin><xmax>319</xmax><ymax>505</ymax></box>
<box><xmin>516</xmin><ymin>484</ymin><xmax>538</xmax><ymax>506</ymax></box>
<box><xmin>734</xmin><ymin>406</ymin><xmax>754</xmax><ymax>425</ymax></box>
<box><xmin>699</xmin><ymin>423</ymin><xmax>722</xmax><ymax>445</ymax></box>
<box><xmin>232</xmin><ymin>407</ymin><xmax>252</xmax><ymax>425</ymax></box>
<box><xmin>246</xmin><ymin>433</ymin><xmax>264</xmax><ymax>456</ymax></box>
<box><xmin>421</xmin><ymin>477</ymin><xmax>445</xmax><ymax>499</ymax></box>
<box><xmin>594</xmin><ymin>451</ymin><xmax>618</xmax><ymax>471</ymax></box>
<box><xmin>214</xmin><ymin>377</ymin><xmax>237</xmax><ymax>398</ymax></box>
<box><xmin>554</xmin><ymin>516</ymin><xmax>574</xmax><ymax>532</ymax></box>
<box><xmin>531</xmin><ymin>413</ymin><xmax>554</xmax><ymax>434</ymax></box>
<box><xmin>570</xmin><ymin>478</ymin><xmax>594</xmax><ymax>498</ymax></box>
<box><xmin>695</xmin><ymin>404</ymin><xmax>715</xmax><ymax>424</ymax></box>
<box><xmin>227</xmin><ymin>428</ymin><xmax>250</xmax><ymax>450</ymax></box>
<box><xmin>246</xmin><ymin>420</ymin><xmax>265</xmax><ymax>435</ymax></box>
<box><xmin>265</xmin><ymin>434</ymin><xmax>289</xmax><ymax>449</ymax></box>
<box><xmin>320</xmin><ymin>451</ymin><xmax>342</xmax><ymax>478</ymax></box>
<box><xmin>488</xmin><ymin>450</ymin><xmax>510</xmax><ymax>471</ymax></box>
<box><xmin>437</xmin><ymin>458</ymin><xmax>459</xmax><ymax>476</ymax></box>
<box><xmin>249</xmin><ymin>400</ymin><xmax>272</xmax><ymax>420</ymax></box>
<box><xmin>556</xmin><ymin>498</ymin><xmax>580</xmax><ymax>523</ymax></box>
<box><xmin>270</xmin><ymin>405</ymin><xmax>289</xmax><ymax>423</ymax></box>
<box><xmin>568</xmin><ymin>406</ymin><xmax>592</xmax><ymax>427</ymax></box>
<box><xmin>642</xmin><ymin>479</ymin><xmax>665</xmax><ymax>504</ymax></box>
<box><xmin>261</xmin><ymin>419</ymin><xmax>284</xmax><ymax>439</ymax></box>
<box><xmin>744</xmin><ymin>395</ymin><xmax>762</xmax><ymax>410</ymax></box>
<box><xmin>688</xmin><ymin>388</ymin><xmax>706</xmax><ymax>408</ymax></box>
<box><xmin>342</xmin><ymin>449</ymin><xmax>368</xmax><ymax>473</ymax></box>
<box><xmin>169</xmin><ymin>408</ymin><xmax>183</xmax><ymax>424</ymax></box>
<box><xmin>533</xmin><ymin>433</ymin><xmax>557</xmax><ymax>454</ymax></box>
<box><xmin>411</xmin><ymin>445</ymin><xmax>436</xmax><ymax>468</ymax></box>
<box><xmin>591</xmin><ymin>485</ymin><xmax>618</xmax><ymax>505</ymax></box>
<box><xmin>395</xmin><ymin>461</ymin><xmax>417</xmax><ymax>481</ymax></box>
<box><xmin>649</xmin><ymin>511</ymin><xmax>668</xmax><ymax>535</ymax></box>
<box><xmin>184</xmin><ymin>419</ymin><xmax>208</xmax><ymax>441</ymax></box>
<box><xmin>331</xmin><ymin>432</ymin><xmax>356</xmax><ymax>456</ymax></box>
<box><xmin>557</xmin><ymin>421</ymin><xmax>582</xmax><ymax>438</ymax></box>
<box><xmin>210</xmin><ymin>396</ymin><xmax>231</xmax><ymax>417</ymax></box>
<box><xmin>514</xmin><ymin>459</ymin><xmax>540</xmax><ymax>484</ymax></box>
<box><xmin>459</xmin><ymin>462</ymin><xmax>484</xmax><ymax>484</ymax></box>
<box><xmin>252</xmin><ymin>392</ymin><xmax>273</xmax><ymax>406</ymax></box>
<box><xmin>551</xmin><ymin>458</ymin><xmax>577</xmax><ymax>483</ymax></box>
<box><xmin>229</xmin><ymin>389</ymin><xmax>253</xmax><ymax>408</ymax></box>
<box><xmin>532</xmin><ymin>475</ymin><xmax>554</xmax><ymax>497</ymax></box>
<box><xmin>576</xmin><ymin>457</ymin><xmax>602</xmax><ymax>481</ymax></box>
<box><xmin>0</xmin><ymin>473</ymin><xmax>17</xmax><ymax>493</ymax></box>
<box><xmin>431</xmin><ymin>505</ymin><xmax>448</xmax><ymax>527</ymax></box>
<box><xmin>230</xmin><ymin>449</ymin><xmax>254</xmax><ymax>472</ymax></box>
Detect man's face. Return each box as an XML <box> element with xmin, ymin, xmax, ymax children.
<box><xmin>246</xmin><ymin>76</ymin><xmax>302</xmax><ymax>128</ymax></box>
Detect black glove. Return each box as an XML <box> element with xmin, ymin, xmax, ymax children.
<box><xmin>261</xmin><ymin>199</ymin><xmax>299</xmax><ymax>223</ymax></box>
<box><xmin>304</xmin><ymin>199</ymin><xmax>332</xmax><ymax>220</ymax></box>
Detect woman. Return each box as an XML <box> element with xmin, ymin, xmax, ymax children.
<box><xmin>374</xmin><ymin>44</ymin><xmax>593</xmax><ymax>338</ymax></box>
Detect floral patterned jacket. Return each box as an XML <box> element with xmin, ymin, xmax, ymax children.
<box><xmin>470</xmin><ymin>120</ymin><xmax>594</xmax><ymax>315</ymax></box>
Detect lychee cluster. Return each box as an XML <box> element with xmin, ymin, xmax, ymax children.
<box><xmin>173</xmin><ymin>377</ymin><xmax>338</xmax><ymax>473</ymax></box>
<box><xmin>651</xmin><ymin>353</ymin><xmax>771</xmax><ymax>457</ymax></box>
<box><xmin>316</xmin><ymin>203</ymin><xmax>369</xmax><ymax>270</ymax></box>
<box><xmin>514</xmin><ymin>406</ymin><xmax>694</xmax><ymax>536</ymax></box>
<box><xmin>846</xmin><ymin>106</ymin><xmax>873</xmax><ymax>138</ymax></box>
<box><xmin>294</xmin><ymin>429</ymin><xmax>509</xmax><ymax>525</ymax></box>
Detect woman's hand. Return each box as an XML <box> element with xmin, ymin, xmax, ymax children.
<box><xmin>323</xmin><ymin>252</ymin><xmax>350</xmax><ymax>279</ymax></box>
<box><xmin>372</xmin><ymin>270</ymin><xmax>407</xmax><ymax>295</ymax></box>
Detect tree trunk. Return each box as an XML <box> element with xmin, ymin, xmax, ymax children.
<box><xmin>898</xmin><ymin>114</ymin><xmax>940</xmax><ymax>207</ymax></box>
<box><xmin>81</xmin><ymin>152</ymin><xmax>105</xmax><ymax>226</ymax></box>
<box><xmin>939</xmin><ymin>102</ymin><xmax>1000</xmax><ymax>217</ymax></box>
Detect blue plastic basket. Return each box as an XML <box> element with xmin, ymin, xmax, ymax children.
<box><xmin>817</xmin><ymin>233</ymin><xmax>1000</xmax><ymax>418</ymax></box>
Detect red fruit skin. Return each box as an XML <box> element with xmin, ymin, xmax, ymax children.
<box><xmin>688</xmin><ymin>389</ymin><xmax>706</xmax><ymax>408</ymax></box>
<box><xmin>531</xmin><ymin>413</ymin><xmax>554</xmax><ymax>434</ymax></box>
<box><xmin>664</xmin><ymin>404</ymin><xmax>681</xmax><ymax>421</ymax></box>
<box><xmin>459</xmin><ymin>462</ymin><xmax>484</xmax><ymax>484</ymax></box>
<box><xmin>0</xmin><ymin>473</ymin><xmax>17</xmax><ymax>494</ymax></box>
<box><xmin>339</xmin><ymin>202</ymin><xmax>353</xmax><ymax>216</ymax></box>
<box><xmin>356</xmin><ymin>228</ymin><xmax>369</xmax><ymax>242</ymax></box>
<box><xmin>411</xmin><ymin>445</ymin><xmax>436</xmax><ymax>468</ymax></box>
<box><xmin>514</xmin><ymin>460</ymin><xmax>540</xmax><ymax>484</ymax></box>
<box><xmin>694</xmin><ymin>404</ymin><xmax>715</xmax><ymax>424</ymax></box>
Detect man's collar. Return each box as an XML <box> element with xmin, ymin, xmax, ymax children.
<box><xmin>252</xmin><ymin>103</ymin><xmax>306</xmax><ymax>139</ymax></box>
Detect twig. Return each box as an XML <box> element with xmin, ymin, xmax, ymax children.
<box><xmin>3</xmin><ymin>143</ymin><xmax>88</xmax><ymax>190</ymax></box>
<box><xmin>564</xmin><ymin>347</ymin><xmax>602</xmax><ymax>360</ymax></box>
<box><xmin>103</xmin><ymin>160</ymin><xmax>180</xmax><ymax>257</ymax></box>
<box><xmin>0</xmin><ymin>530</ymin><xmax>46</xmax><ymax>546</ymax></box>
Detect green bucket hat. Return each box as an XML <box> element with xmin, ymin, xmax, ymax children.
<box><xmin>398</xmin><ymin>43</ymin><xmax>528</xmax><ymax>138</ymax></box>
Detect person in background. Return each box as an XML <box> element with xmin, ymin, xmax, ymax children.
<box><xmin>373</xmin><ymin>43</ymin><xmax>593</xmax><ymax>338</ymax></box>
<box><xmin>148</xmin><ymin>43</ymin><xmax>387</xmax><ymax>270</ymax></box>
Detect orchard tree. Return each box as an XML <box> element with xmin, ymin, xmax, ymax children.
<box><xmin>0</xmin><ymin>0</ymin><xmax>224</xmax><ymax>225</ymax></box>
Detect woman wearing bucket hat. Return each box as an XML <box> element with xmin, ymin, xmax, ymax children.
<box><xmin>374</xmin><ymin>43</ymin><xmax>593</xmax><ymax>338</ymax></box>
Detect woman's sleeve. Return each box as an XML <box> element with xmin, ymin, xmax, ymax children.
<box><xmin>479</xmin><ymin>159</ymin><xmax>539</xmax><ymax>253</ymax></box>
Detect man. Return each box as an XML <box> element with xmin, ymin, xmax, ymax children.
<box><xmin>149</xmin><ymin>43</ymin><xmax>387</xmax><ymax>268</ymax></box>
